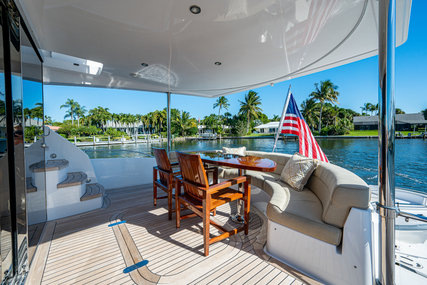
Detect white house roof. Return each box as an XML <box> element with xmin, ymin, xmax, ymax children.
<box><xmin>255</xmin><ymin>122</ymin><xmax>280</xmax><ymax>129</ymax></box>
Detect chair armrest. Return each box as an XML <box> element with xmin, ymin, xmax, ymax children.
<box><xmin>207</xmin><ymin>176</ymin><xmax>249</xmax><ymax>193</ymax></box>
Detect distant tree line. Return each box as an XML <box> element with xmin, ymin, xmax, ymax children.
<box><xmin>50</xmin><ymin>81</ymin><xmax>424</xmax><ymax>138</ymax></box>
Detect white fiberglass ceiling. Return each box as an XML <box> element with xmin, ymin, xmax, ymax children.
<box><xmin>17</xmin><ymin>0</ymin><xmax>411</xmax><ymax>97</ymax></box>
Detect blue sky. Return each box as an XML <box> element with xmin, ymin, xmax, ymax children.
<box><xmin>45</xmin><ymin>1</ymin><xmax>427</xmax><ymax>122</ymax></box>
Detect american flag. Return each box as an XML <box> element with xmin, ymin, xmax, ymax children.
<box><xmin>281</xmin><ymin>93</ymin><xmax>329</xmax><ymax>163</ymax></box>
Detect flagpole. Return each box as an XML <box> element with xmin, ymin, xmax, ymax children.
<box><xmin>272</xmin><ymin>85</ymin><xmax>292</xmax><ymax>152</ymax></box>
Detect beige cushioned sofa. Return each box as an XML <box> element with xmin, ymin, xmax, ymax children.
<box><xmin>170</xmin><ymin>150</ymin><xmax>370</xmax><ymax>246</ymax></box>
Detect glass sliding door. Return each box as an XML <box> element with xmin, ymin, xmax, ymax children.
<box><xmin>8</xmin><ymin>2</ymin><xmax>27</xmax><ymax>278</ymax></box>
<box><xmin>21</xmin><ymin>14</ymin><xmax>46</xmax><ymax>264</ymax></box>
<box><xmin>0</xmin><ymin>3</ymin><xmax>13</xmax><ymax>282</ymax></box>
<box><xmin>0</xmin><ymin>0</ymin><xmax>35</xmax><ymax>282</ymax></box>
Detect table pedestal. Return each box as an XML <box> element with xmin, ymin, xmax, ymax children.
<box><xmin>230</xmin><ymin>169</ymin><xmax>251</xmax><ymax>224</ymax></box>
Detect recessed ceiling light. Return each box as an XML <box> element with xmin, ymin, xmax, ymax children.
<box><xmin>141</xmin><ymin>63</ymin><xmax>148</xmax><ymax>67</ymax></box>
<box><xmin>215</xmin><ymin>62</ymin><xmax>222</xmax><ymax>66</ymax></box>
<box><xmin>190</xmin><ymin>5</ymin><xmax>201</xmax><ymax>14</ymax></box>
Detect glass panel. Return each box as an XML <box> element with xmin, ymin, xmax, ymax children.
<box><xmin>0</xmin><ymin>4</ymin><xmax>12</xmax><ymax>282</ymax></box>
<box><xmin>8</xmin><ymin>0</ymin><xmax>27</xmax><ymax>275</ymax></box>
<box><xmin>21</xmin><ymin>17</ymin><xmax>46</xmax><ymax>265</ymax></box>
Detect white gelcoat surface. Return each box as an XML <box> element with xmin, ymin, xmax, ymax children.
<box><xmin>44</xmin><ymin>129</ymin><xmax>97</xmax><ymax>183</ymax></box>
<box><xmin>91</xmin><ymin>157</ymin><xmax>157</xmax><ymax>189</ymax></box>
<box><xmin>16</xmin><ymin>0</ymin><xmax>412</xmax><ymax>97</ymax></box>
<box><xmin>265</xmin><ymin>208</ymin><xmax>373</xmax><ymax>285</ymax></box>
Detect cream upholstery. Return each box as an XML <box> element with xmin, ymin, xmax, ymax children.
<box><xmin>218</xmin><ymin>151</ymin><xmax>370</xmax><ymax>246</ymax></box>
<box><xmin>170</xmin><ymin>150</ymin><xmax>370</xmax><ymax>245</ymax></box>
<box><xmin>265</xmin><ymin>180</ymin><xmax>342</xmax><ymax>245</ymax></box>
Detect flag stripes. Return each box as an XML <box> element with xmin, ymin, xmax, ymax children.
<box><xmin>280</xmin><ymin>93</ymin><xmax>329</xmax><ymax>162</ymax></box>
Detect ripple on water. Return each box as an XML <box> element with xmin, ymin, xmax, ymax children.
<box><xmin>80</xmin><ymin>138</ymin><xmax>427</xmax><ymax>193</ymax></box>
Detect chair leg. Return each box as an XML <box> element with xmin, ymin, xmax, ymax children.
<box><xmin>244</xmin><ymin>182</ymin><xmax>251</xmax><ymax>235</ymax></box>
<box><xmin>213</xmin><ymin>167</ymin><xmax>218</xmax><ymax>184</ymax></box>
<box><xmin>212</xmin><ymin>209</ymin><xmax>216</xmax><ymax>216</ymax></box>
<box><xmin>176</xmin><ymin>181</ymin><xmax>181</xmax><ymax>228</ymax></box>
<box><xmin>203</xmin><ymin>195</ymin><xmax>211</xmax><ymax>256</ymax></box>
<box><xmin>153</xmin><ymin>168</ymin><xmax>157</xmax><ymax>206</ymax></box>
<box><xmin>167</xmin><ymin>184</ymin><xmax>172</xmax><ymax>220</ymax></box>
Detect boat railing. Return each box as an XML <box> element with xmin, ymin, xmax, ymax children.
<box><xmin>398</xmin><ymin>208</ymin><xmax>427</xmax><ymax>223</ymax></box>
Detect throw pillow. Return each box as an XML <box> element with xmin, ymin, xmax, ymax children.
<box><xmin>280</xmin><ymin>152</ymin><xmax>320</xmax><ymax>191</ymax></box>
<box><xmin>222</xmin><ymin>146</ymin><xmax>246</xmax><ymax>156</ymax></box>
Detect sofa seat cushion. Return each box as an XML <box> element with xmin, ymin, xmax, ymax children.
<box><xmin>218</xmin><ymin>168</ymin><xmax>279</xmax><ymax>190</ymax></box>
<box><xmin>245</xmin><ymin>170</ymin><xmax>279</xmax><ymax>193</ymax></box>
<box><xmin>265</xmin><ymin>180</ymin><xmax>342</xmax><ymax>246</ymax></box>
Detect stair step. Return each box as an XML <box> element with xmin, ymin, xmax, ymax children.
<box><xmin>57</xmin><ymin>172</ymin><xmax>88</xmax><ymax>188</ymax></box>
<box><xmin>29</xmin><ymin>159</ymin><xmax>69</xmax><ymax>173</ymax></box>
<box><xmin>26</xmin><ymin>177</ymin><xmax>37</xmax><ymax>193</ymax></box>
<box><xmin>81</xmin><ymin>183</ymin><xmax>105</xmax><ymax>201</ymax></box>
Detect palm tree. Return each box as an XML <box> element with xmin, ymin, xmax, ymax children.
<box><xmin>64</xmin><ymin>109</ymin><xmax>76</xmax><ymax>123</ymax></box>
<box><xmin>238</xmin><ymin>90</ymin><xmax>263</xmax><ymax>133</ymax></box>
<box><xmin>271</xmin><ymin>114</ymin><xmax>280</xmax><ymax>121</ymax></box>
<box><xmin>44</xmin><ymin>115</ymin><xmax>54</xmax><ymax>125</ymax></box>
<box><xmin>213</xmin><ymin>96</ymin><xmax>230</xmax><ymax>117</ymax></box>
<box><xmin>300</xmin><ymin>98</ymin><xmax>319</xmax><ymax>131</ymax></box>
<box><xmin>75</xmin><ymin>104</ymin><xmax>87</xmax><ymax>127</ymax></box>
<box><xmin>174</xmin><ymin>111</ymin><xmax>196</xmax><ymax>137</ymax></box>
<box><xmin>396</xmin><ymin>108</ymin><xmax>405</xmax><ymax>114</ymax></box>
<box><xmin>309</xmin><ymin>80</ymin><xmax>339</xmax><ymax>133</ymax></box>
<box><xmin>88</xmin><ymin>107</ymin><xmax>111</xmax><ymax>130</ymax></box>
<box><xmin>60</xmin><ymin>99</ymin><xmax>79</xmax><ymax>125</ymax></box>
<box><xmin>32</xmin><ymin>103</ymin><xmax>44</xmax><ymax>126</ymax></box>
<box><xmin>24</xmin><ymin>108</ymin><xmax>32</xmax><ymax>125</ymax></box>
<box><xmin>157</xmin><ymin>109</ymin><xmax>167</xmax><ymax>133</ymax></box>
<box><xmin>365</xmin><ymin>103</ymin><xmax>373</xmax><ymax>116</ymax></box>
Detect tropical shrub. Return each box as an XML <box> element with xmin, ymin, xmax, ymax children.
<box><xmin>105</xmin><ymin>128</ymin><xmax>126</xmax><ymax>137</ymax></box>
<box><xmin>231</xmin><ymin>120</ymin><xmax>246</xmax><ymax>137</ymax></box>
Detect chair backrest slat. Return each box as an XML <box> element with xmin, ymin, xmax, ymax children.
<box><xmin>153</xmin><ymin>148</ymin><xmax>172</xmax><ymax>185</ymax></box>
<box><xmin>176</xmin><ymin>151</ymin><xmax>208</xmax><ymax>199</ymax></box>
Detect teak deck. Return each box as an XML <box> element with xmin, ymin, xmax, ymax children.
<box><xmin>28</xmin><ymin>184</ymin><xmax>322</xmax><ymax>285</ymax></box>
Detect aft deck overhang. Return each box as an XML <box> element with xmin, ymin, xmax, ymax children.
<box><xmin>16</xmin><ymin>0</ymin><xmax>411</xmax><ymax>97</ymax></box>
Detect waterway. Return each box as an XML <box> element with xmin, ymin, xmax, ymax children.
<box><xmin>80</xmin><ymin>138</ymin><xmax>427</xmax><ymax>193</ymax></box>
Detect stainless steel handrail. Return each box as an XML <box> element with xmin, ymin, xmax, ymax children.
<box><xmin>398</xmin><ymin>211</ymin><xmax>427</xmax><ymax>223</ymax></box>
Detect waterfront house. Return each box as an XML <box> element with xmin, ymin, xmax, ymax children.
<box><xmin>254</xmin><ymin>122</ymin><xmax>280</xmax><ymax>134</ymax></box>
<box><xmin>353</xmin><ymin>113</ymin><xmax>427</xmax><ymax>131</ymax></box>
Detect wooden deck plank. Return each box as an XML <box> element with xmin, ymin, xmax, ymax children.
<box><xmin>26</xmin><ymin>221</ymin><xmax>56</xmax><ymax>285</ymax></box>
<box><xmin>191</xmin><ymin>252</ymin><xmax>251</xmax><ymax>284</ymax></box>
<box><xmin>267</xmin><ymin>271</ymin><xmax>289</xmax><ymax>285</ymax></box>
<box><xmin>210</xmin><ymin>252</ymin><xmax>262</xmax><ymax>284</ymax></box>
<box><xmin>243</xmin><ymin>265</ymin><xmax>275</xmax><ymax>285</ymax></box>
<box><xmin>254</xmin><ymin>267</ymin><xmax>282</xmax><ymax>285</ymax></box>
<box><xmin>28</xmin><ymin>223</ymin><xmax>45</xmax><ymax>264</ymax></box>
<box><xmin>31</xmin><ymin>184</ymin><xmax>319</xmax><ymax>285</ymax></box>
<box><xmin>280</xmin><ymin>275</ymin><xmax>297</xmax><ymax>285</ymax></box>
<box><xmin>231</xmin><ymin>261</ymin><xmax>270</xmax><ymax>284</ymax></box>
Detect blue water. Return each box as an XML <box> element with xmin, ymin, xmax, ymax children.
<box><xmin>80</xmin><ymin>138</ymin><xmax>427</xmax><ymax>193</ymax></box>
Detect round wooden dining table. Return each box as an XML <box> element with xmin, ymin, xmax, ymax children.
<box><xmin>192</xmin><ymin>152</ymin><xmax>277</xmax><ymax>222</ymax></box>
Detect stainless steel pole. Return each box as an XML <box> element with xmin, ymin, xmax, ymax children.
<box><xmin>377</xmin><ymin>0</ymin><xmax>396</xmax><ymax>284</ymax></box>
<box><xmin>167</xmin><ymin>92</ymin><xmax>172</xmax><ymax>152</ymax></box>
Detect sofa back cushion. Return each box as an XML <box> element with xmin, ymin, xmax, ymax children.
<box><xmin>306</xmin><ymin>162</ymin><xmax>370</xmax><ymax>228</ymax></box>
<box><xmin>245</xmin><ymin>151</ymin><xmax>291</xmax><ymax>175</ymax></box>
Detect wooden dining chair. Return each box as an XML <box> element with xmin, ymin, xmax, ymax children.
<box><xmin>153</xmin><ymin>148</ymin><xmax>218</xmax><ymax>220</ymax></box>
<box><xmin>174</xmin><ymin>151</ymin><xmax>251</xmax><ymax>256</ymax></box>
<box><xmin>153</xmin><ymin>148</ymin><xmax>181</xmax><ymax>220</ymax></box>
